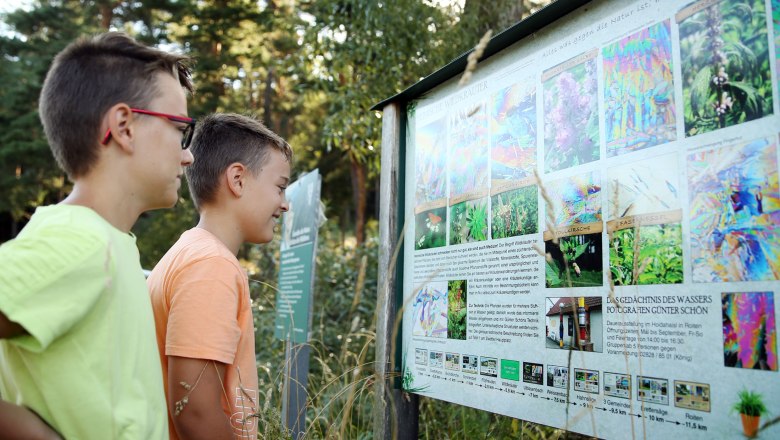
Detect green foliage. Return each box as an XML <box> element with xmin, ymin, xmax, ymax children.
<box><xmin>491</xmin><ymin>185</ymin><xmax>539</xmax><ymax>239</ymax></box>
<box><xmin>465</xmin><ymin>201</ymin><xmax>488</xmax><ymax>241</ymax></box>
<box><xmin>447</xmin><ymin>279</ymin><xmax>467</xmax><ymax>340</ymax></box>
<box><xmin>733</xmin><ymin>389</ymin><xmax>767</xmax><ymax>417</ymax></box>
<box><xmin>609</xmin><ymin>225</ymin><xmax>683</xmax><ymax>286</ymax></box>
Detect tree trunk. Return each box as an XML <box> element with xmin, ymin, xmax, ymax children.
<box><xmin>99</xmin><ymin>2</ymin><xmax>116</xmax><ymax>30</ymax></box>
<box><xmin>350</xmin><ymin>154</ymin><xmax>367</xmax><ymax>246</ymax></box>
<box><xmin>263</xmin><ymin>67</ymin><xmax>274</xmax><ymax>129</ymax></box>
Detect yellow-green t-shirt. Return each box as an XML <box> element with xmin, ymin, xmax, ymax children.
<box><xmin>0</xmin><ymin>204</ymin><xmax>168</xmax><ymax>439</ymax></box>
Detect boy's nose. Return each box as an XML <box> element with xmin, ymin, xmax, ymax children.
<box><xmin>280</xmin><ymin>200</ymin><xmax>290</xmax><ymax>212</ymax></box>
<box><xmin>181</xmin><ymin>148</ymin><xmax>194</xmax><ymax>166</ymax></box>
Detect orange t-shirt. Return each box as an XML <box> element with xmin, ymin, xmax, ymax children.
<box><xmin>147</xmin><ymin>228</ymin><xmax>258</xmax><ymax>440</ymax></box>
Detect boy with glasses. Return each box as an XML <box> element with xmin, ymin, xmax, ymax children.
<box><xmin>0</xmin><ymin>32</ymin><xmax>195</xmax><ymax>439</ymax></box>
<box><xmin>147</xmin><ymin>113</ymin><xmax>292</xmax><ymax>439</ymax></box>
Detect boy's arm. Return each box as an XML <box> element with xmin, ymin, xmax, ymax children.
<box><xmin>0</xmin><ymin>401</ymin><xmax>61</xmax><ymax>440</ymax></box>
<box><xmin>0</xmin><ymin>311</ymin><xmax>26</xmax><ymax>339</ymax></box>
<box><xmin>168</xmin><ymin>356</ymin><xmax>233</xmax><ymax>440</ymax></box>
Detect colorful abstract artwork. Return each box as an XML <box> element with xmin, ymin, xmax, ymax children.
<box><xmin>491</xmin><ymin>83</ymin><xmax>537</xmax><ymax>180</ymax></box>
<box><xmin>543</xmin><ymin>57</ymin><xmax>600</xmax><ymax>172</ymax></box>
<box><xmin>411</xmin><ymin>281</ymin><xmax>448</xmax><ymax>338</ymax></box>
<box><xmin>722</xmin><ymin>292</ymin><xmax>777</xmax><ymax>371</ymax></box>
<box><xmin>547</xmin><ymin>172</ymin><xmax>602</xmax><ymax>227</ymax></box>
<box><xmin>603</xmin><ymin>20</ymin><xmax>676</xmax><ymax>156</ymax></box>
<box><xmin>449</xmin><ymin>104</ymin><xmax>489</xmax><ymax>198</ymax></box>
<box><xmin>415</xmin><ymin>119</ymin><xmax>447</xmax><ymax>206</ymax></box>
<box><xmin>687</xmin><ymin>138</ymin><xmax>780</xmax><ymax>282</ymax></box>
<box><xmin>607</xmin><ymin>154</ymin><xmax>681</xmax><ymax>219</ymax></box>
<box><xmin>414</xmin><ymin>207</ymin><xmax>447</xmax><ymax>250</ymax></box>
<box><xmin>679</xmin><ymin>0</ymin><xmax>773</xmax><ymax>137</ymax></box>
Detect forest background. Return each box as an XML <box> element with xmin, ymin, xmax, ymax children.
<box><xmin>0</xmin><ymin>0</ymin><xmax>573</xmax><ymax>438</ymax></box>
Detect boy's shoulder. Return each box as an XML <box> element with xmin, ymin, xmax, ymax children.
<box><xmin>150</xmin><ymin>228</ymin><xmax>244</xmax><ymax>284</ymax></box>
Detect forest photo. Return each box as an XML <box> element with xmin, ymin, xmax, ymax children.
<box><xmin>679</xmin><ymin>0</ymin><xmax>773</xmax><ymax>136</ymax></box>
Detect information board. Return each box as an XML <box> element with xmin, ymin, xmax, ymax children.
<box><xmin>401</xmin><ymin>0</ymin><xmax>780</xmax><ymax>437</ymax></box>
<box><xmin>275</xmin><ymin>169</ymin><xmax>321</xmax><ymax>343</ymax></box>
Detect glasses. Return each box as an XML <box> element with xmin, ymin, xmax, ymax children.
<box><xmin>100</xmin><ymin>108</ymin><xmax>196</xmax><ymax>149</ymax></box>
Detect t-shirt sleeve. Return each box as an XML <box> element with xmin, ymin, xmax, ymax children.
<box><xmin>0</xmin><ymin>226</ymin><xmax>108</xmax><ymax>352</ymax></box>
<box><xmin>165</xmin><ymin>257</ymin><xmax>243</xmax><ymax>364</ymax></box>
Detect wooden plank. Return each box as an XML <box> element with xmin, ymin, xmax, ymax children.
<box><xmin>373</xmin><ymin>101</ymin><xmax>419</xmax><ymax>439</ymax></box>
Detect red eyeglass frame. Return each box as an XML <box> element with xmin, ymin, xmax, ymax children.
<box><xmin>100</xmin><ymin>108</ymin><xmax>196</xmax><ymax>149</ymax></box>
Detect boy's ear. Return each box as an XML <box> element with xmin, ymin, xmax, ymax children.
<box><xmin>102</xmin><ymin>103</ymin><xmax>135</xmax><ymax>153</ymax></box>
<box><xmin>225</xmin><ymin>163</ymin><xmax>247</xmax><ymax>198</ymax></box>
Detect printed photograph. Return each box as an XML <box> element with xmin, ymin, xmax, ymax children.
<box><xmin>610</xmin><ymin>225</ymin><xmax>683</xmax><ymax>285</ymax></box>
<box><xmin>411</xmin><ymin>281</ymin><xmax>448</xmax><ymax>338</ymax></box>
<box><xmin>462</xmin><ymin>354</ymin><xmax>478</xmax><ymax>375</ymax></box>
<box><xmin>638</xmin><ymin>376</ymin><xmax>669</xmax><ymax>405</ymax></box>
<box><xmin>574</xmin><ymin>369</ymin><xmax>599</xmax><ymax>394</ymax></box>
<box><xmin>491</xmin><ymin>82</ymin><xmax>537</xmax><ymax>180</ymax></box>
<box><xmin>723</xmin><ymin>292</ymin><xmax>777</xmax><ymax>371</ymax></box>
<box><xmin>687</xmin><ymin>138</ymin><xmax>780</xmax><ymax>282</ymax></box>
<box><xmin>480</xmin><ymin>357</ymin><xmax>498</xmax><ymax>378</ymax></box>
<box><xmin>607</xmin><ymin>155</ymin><xmax>683</xmax><ymax>285</ymax></box>
<box><xmin>679</xmin><ymin>0</ymin><xmax>773</xmax><ymax>137</ymax></box>
<box><xmin>545</xmin><ymin>234</ymin><xmax>603</xmax><ymax>288</ymax></box>
<box><xmin>445</xmin><ymin>353</ymin><xmax>461</xmax><ymax>371</ymax></box>
<box><xmin>604</xmin><ymin>372</ymin><xmax>631</xmax><ymax>399</ymax></box>
<box><xmin>523</xmin><ymin>362</ymin><xmax>544</xmax><ymax>385</ymax></box>
<box><xmin>546</xmin><ymin>172</ymin><xmax>602</xmax><ymax>227</ymax></box>
<box><xmin>415</xmin><ymin>348</ymin><xmax>428</xmax><ymax>365</ymax></box>
<box><xmin>775</xmin><ymin>0</ymin><xmax>780</xmax><ymax>97</ymax></box>
<box><xmin>491</xmin><ymin>186</ymin><xmax>539</xmax><ymax>240</ymax></box>
<box><xmin>543</xmin><ymin>54</ymin><xmax>600</xmax><ymax>172</ymax></box>
<box><xmin>546</xmin><ymin>297</ymin><xmax>603</xmax><ymax>352</ymax></box>
<box><xmin>415</xmin><ymin>118</ymin><xmax>447</xmax><ymax>206</ymax></box>
<box><xmin>414</xmin><ymin>206</ymin><xmax>447</xmax><ymax>250</ymax></box>
<box><xmin>547</xmin><ymin>365</ymin><xmax>569</xmax><ymax>389</ymax></box>
<box><xmin>674</xmin><ymin>381</ymin><xmax>711</xmax><ymax>412</ymax></box>
<box><xmin>429</xmin><ymin>351</ymin><xmax>444</xmax><ymax>369</ymax></box>
<box><xmin>603</xmin><ymin>20</ymin><xmax>676</xmax><ymax>156</ymax></box>
<box><xmin>449</xmin><ymin>103</ymin><xmax>489</xmax><ymax>199</ymax></box>
<box><xmin>607</xmin><ymin>154</ymin><xmax>681</xmax><ymax>219</ymax></box>
<box><xmin>450</xmin><ymin>197</ymin><xmax>489</xmax><ymax>245</ymax></box>
<box><xmin>447</xmin><ymin>279</ymin><xmax>467</xmax><ymax>340</ymax></box>
<box><xmin>501</xmin><ymin>359</ymin><xmax>520</xmax><ymax>381</ymax></box>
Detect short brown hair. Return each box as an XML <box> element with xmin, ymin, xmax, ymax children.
<box><xmin>186</xmin><ymin>113</ymin><xmax>293</xmax><ymax>209</ymax></box>
<box><xmin>39</xmin><ymin>32</ymin><xmax>193</xmax><ymax>179</ymax></box>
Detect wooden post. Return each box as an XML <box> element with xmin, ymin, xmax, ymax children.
<box><xmin>374</xmin><ymin>101</ymin><xmax>419</xmax><ymax>439</ymax></box>
<box><xmin>281</xmin><ymin>340</ymin><xmax>310</xmax><ymax>439</ymax></box>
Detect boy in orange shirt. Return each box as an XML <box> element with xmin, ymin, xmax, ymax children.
<box><xmin>147</xmin><ymin>113</ymin><xmax>292</xmax><ymax>440</ymax></box>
